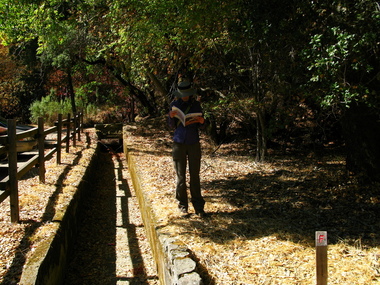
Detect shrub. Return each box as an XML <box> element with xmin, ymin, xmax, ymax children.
<box><xmin>30</xmin><ymin>91</ymin><xmax>98</xmax><ymax>126</ymax></box>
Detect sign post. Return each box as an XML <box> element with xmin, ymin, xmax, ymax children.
<box><xmin>316</xmin><ymin>231</ymin><xmax>328</xmax><ymax>285</ymax></box>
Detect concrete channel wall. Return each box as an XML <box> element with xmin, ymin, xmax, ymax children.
<box><xmin>19</xmin><ymin>144</ymin><xmax>100</xmax><ymax>285</ymax></box>
<box><xmin>19</xmin><ymin>126</ymin><xmax>203</xmax><ymax>285</ymax></box>
<box><xmin>123</xmin><ymin>125</ymin><xmax>203</xmax><ymax>285</ymax></box>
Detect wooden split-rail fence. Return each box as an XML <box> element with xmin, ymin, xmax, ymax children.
<box><xmin>0</xmin><ymin>113</ymin><xmax>83</xmax><ymax>223</ymax></box>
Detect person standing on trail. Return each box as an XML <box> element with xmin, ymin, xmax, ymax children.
<box><xmin>168</xmin><ymin>78</ymin><xmax>207</xmax><ymax>218</ymax></box>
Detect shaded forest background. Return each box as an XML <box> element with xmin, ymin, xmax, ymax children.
<box><xmin>0</xmin><ymin>0</ymin><xmax>380</xmax><ymax>181</ymax></box>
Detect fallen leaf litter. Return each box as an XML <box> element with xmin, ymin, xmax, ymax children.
<box><xmin>126</xmin><ymin>118</ymin><xmax>380</xmax><ymax>285</ymax></box>
<box><xmin>1</xmin><ymin>121</ymin><xmax>380</xmax><ymax>284</ymax></box>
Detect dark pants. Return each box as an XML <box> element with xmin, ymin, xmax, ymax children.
<box><xmin>172</xmin><ymin>142</ymin><xmax>205</xmax><ymax>213</ymax></box>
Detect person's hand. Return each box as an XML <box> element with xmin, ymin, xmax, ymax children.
<box><xmin>185</xmin><ymin>116</ymin><xmax>204</xmax><ymax>126</ymax></box>
<box><xmin>196</xmin><ymin>116</ymin><xmax>205</xmax><ymax>124</ymax></box>
<box><xmin>0</xmin><ymin>126</ymin><xmax>7</xmax><ymax>135</ymax></box>
<box><xmin>169</xmin><ymin>110</ymin><xmax>178</xmax><ymax>118</ymax></box>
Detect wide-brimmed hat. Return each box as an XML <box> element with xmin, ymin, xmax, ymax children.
<box><xmin>173</xmin><ymin>80</ymin><xmax>196</xmax><ymax>98</ymax></box>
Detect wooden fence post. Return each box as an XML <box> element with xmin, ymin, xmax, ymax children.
<box><xmin>38</xmin><ymin>117</ymin><xmax>45</xmax><ymax>183</ymax></box>
<box><xmin>77</xmin><ymin>113</ymin><xmax>81</xmax><ymax>142</ymax></box>
<box><xmin>316</xmin><ymin>231</ymin><xmax>328</xmax><ymax>285</ymax></box>
<box><xmin>66</xmin><ymin>113</ymin><xmax>70</xmax><ymax>153</ymax></box>
<box><xmin>73</xmin><ymin>113</ymin><xmax>77</xmax><ymax>147</ymax></box>
<box><xmin>8</xmin><ymin>120</ymin><xmax>19</xmax><ymax>223</ymax></box>
<box><xmin>57</xmin><ymin>114</ymin><xmax>62</xmax><ymax>164</ymax></box>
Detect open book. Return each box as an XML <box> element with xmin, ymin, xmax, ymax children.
<box><xmin>172</xmin><ymin>106</ymin><xmax>202</xmax><ymax>127</ymax></box>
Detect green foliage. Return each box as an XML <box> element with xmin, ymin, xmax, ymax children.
<box><xmin>303</xmin><ymin>1</ymin><xmax>380</xmax><ymax>109</ymax></box>
<box><xmin>0</xmin><ymin>1</ymin><xmax>37</xmax><ymax>44</ymax></box>
<box><xmin>30</xmin><ymin>93</ymin><xmax>64</xmax><ymax>125</ymax></box>
<box><xmin>30</xmin><ymin>91</ymin><xmax>98</xmax><ymax>125</ymax></box>
<box><xmin>3</xmin><ymin>0</ymin><xmax>380</xmax><ymax>164</ymax></box>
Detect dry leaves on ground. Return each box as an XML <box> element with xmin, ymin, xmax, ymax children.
<box><xmin>0</xmin><ymin>131</ymin><xmax>97</xmax><ymax>284</ymax></box>
<box><xmin>1</xmin><ymin>120</ymin><xmax>380</xmax><ymax>285</ymax></box>
<box><xmin>127</xmin><ymin>117</ymin><xmax>380</xmax><ymax>285</ymax></box>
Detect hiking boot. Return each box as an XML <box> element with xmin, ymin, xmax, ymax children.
<box><xmin>178</xmin><ymin>207</ymin><xmax>188</xmax><ymax>215</ymax></box>
<box><xmin>196</xmin><ymin>211</ymin><xmax>208</xmax><ymax>218</ymax></box>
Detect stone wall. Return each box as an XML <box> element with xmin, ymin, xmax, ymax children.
<box><xmin>123</xmin><ymin>125</ymin><xmax>203</xmax><ymax>285</ymax></box>
<box><xmin>18</xmin><ymin>125</ymin><xmax>203</xmax><ymax>285</ymax></box>
<box><xmin>19</xmin><ymin>144</ymin><xmax>99</xmax><ymax>285</ymax></box>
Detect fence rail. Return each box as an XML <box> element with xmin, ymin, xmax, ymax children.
<box><xmin>0</xmin><ymin>113</ymin><xmax>83</xmax><ymax>223</ymax></box>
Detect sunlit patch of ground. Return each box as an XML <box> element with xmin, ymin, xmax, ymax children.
<box><xmin>127</xmin><ymin>117</ymin><xmax>380</xmax><ymax>285</ymax></box>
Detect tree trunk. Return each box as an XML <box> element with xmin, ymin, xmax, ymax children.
<box><xmin>205</xmin><ymin>113</ymin><xmax>219</xmax><ymax>144</ymax></box>
<box><xmin>81</xmin><ymin>57</ymin><xmax>158</xmax><ymax>116</ymax></box>
<box><xmin>146</xmin><ymin>68</ymin><xmax>168</xmax><ymax>99</ymax></box>
<box><xmin>67</xmin><ymin>67</ymin><xmax>76</xmax><ymax>114</ymax></box>
<box><xmin>112</xmin><ymin>70</ymin><xmax>157</xmax><ymax>117</ymax></box>
<box><xmin>250</xmin><ymin>47</ymin><xmax>267</xmax><ymax>162</ymax></box>
<box><xmin>255</xmin><ymin>108</ymin><xmax>267</xmax><ymax>162</ymax></box>
<box><xmin>341</xmin><ymin>104</ymin><xmax>380</xmax><ymax>182</ymax></box>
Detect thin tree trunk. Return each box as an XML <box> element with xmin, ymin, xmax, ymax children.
<box><xmin>252</xmin><ymin>49</ymin><xmax>267</xmax><ymax>162</ymax></box>
<box><xmin>82</xmin><ymin>58</ymin><xmax>157</xmax><ymax>116</ymax></box>
<box><xmin>341</xmin><ymin>103</ymin><xmax>380</xmax><ymax>181</ymax></box>
<box><xmin>67</xmin><ymin>67</ymin><xmax>76</xmax><ymax>114</ymax></box>
<box><xmin>146</xmin><ymin>68</ymin><xmax>167</xmax><ymax>98</ymax></box>
<box><xmin>255</xmin><ymin>108</ymin><xmax>267</xmax><ymax>162</ymax></box>
<box><xmin>112</xmin><ymin>70</ymin><xmax>157</xmax><ymax>116</ymax></box>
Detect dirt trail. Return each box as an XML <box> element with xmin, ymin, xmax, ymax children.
<box><xmin>63</xmin><ymin>147</ymin><xmax>159</xmax><ymax>285</ymax></box>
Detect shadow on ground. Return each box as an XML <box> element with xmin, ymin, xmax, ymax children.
<box><xmin>170</xmin><ymin>153</ymin><xmax>380</xmax><ymax>248</ymax></box>
<box><xmin>63</xmin><ymin>144</ymin><xmax>158</xmax><ymax>285</ymax></box>
<box><xmin>1</xmin><ymin>150</ymin><xmax>83</xmax><ymax>285</ymax></box>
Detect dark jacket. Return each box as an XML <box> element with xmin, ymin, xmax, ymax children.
<box><xmin>168</xmin><ymin>98</ymin><xmax>204</xmax><ymax>145</ymax></box>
